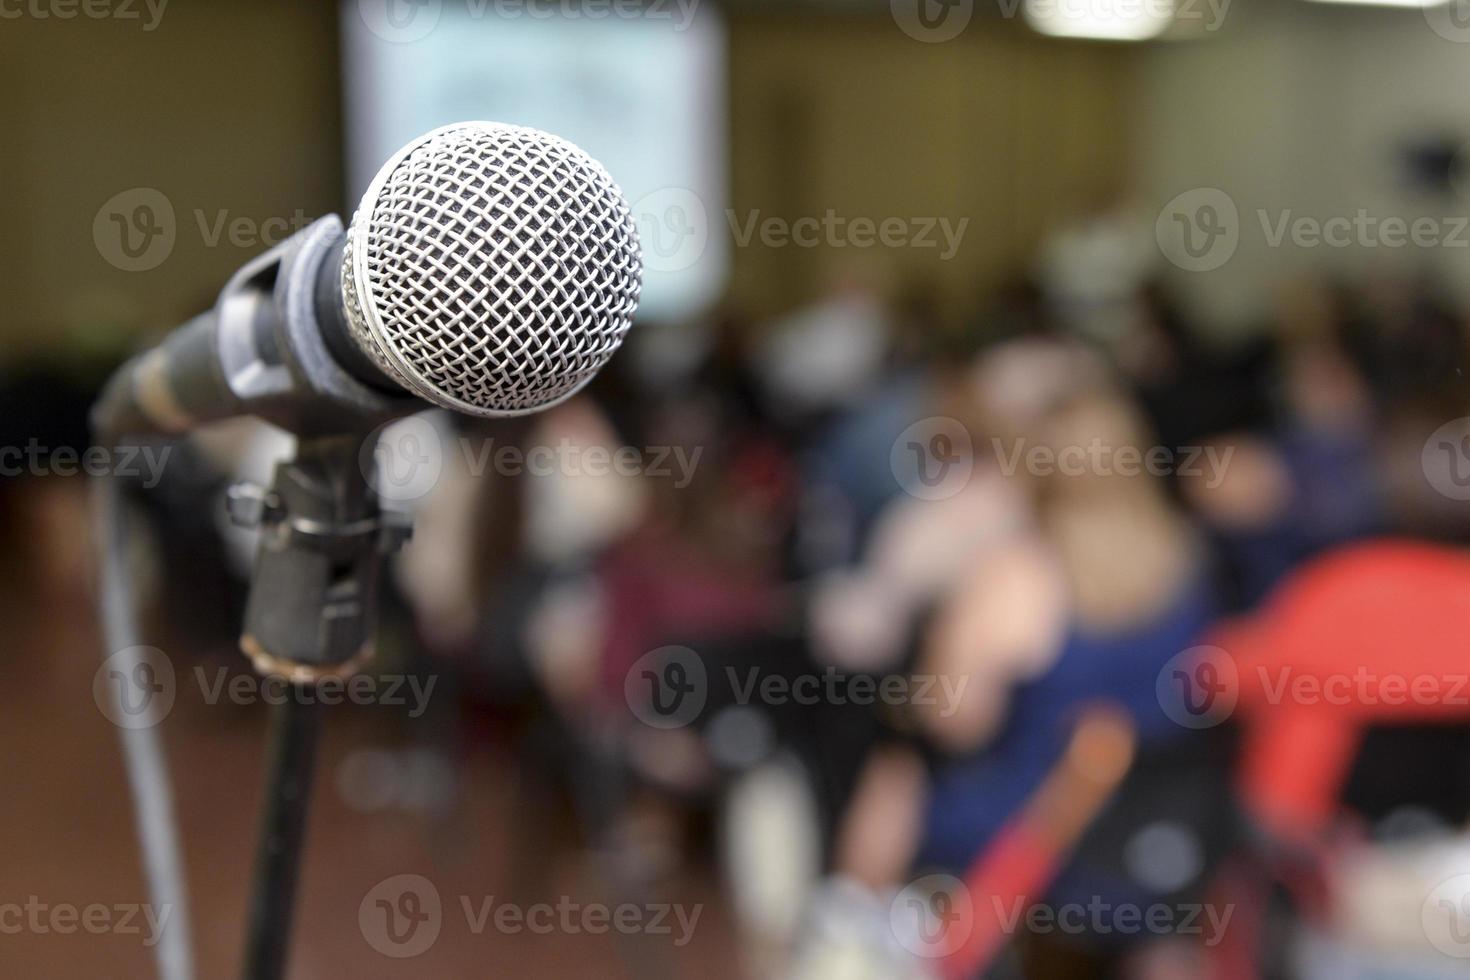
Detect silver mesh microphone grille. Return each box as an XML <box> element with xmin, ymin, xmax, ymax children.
<box><xmin>342</xmin><ymin>122</ymin><xmax>642</xmax><ymax>416</ymax></box>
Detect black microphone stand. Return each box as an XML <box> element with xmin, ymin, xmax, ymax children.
<box><xmin>227</xmin><ymin>435</ymin><xmax>409</xmax><ymax>980</ymax></box>
<box><xmin>91</xmin><ymin>218</ymin><xmax>420</xmax><ymax>980</ymax></box>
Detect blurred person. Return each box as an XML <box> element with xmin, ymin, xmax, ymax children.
<box><xmin>501</xmin><ymin>375</ymin><xmax>796</xmax><ymax>889</ymax></box>
<box><xmin>591</xmin><ymin>388</ymin><xmax>791</xmax><ymax>721</ymax></box>
<box><xmin>965</xmin><ymin>277</ymin><xmax>1051</xmax><ymax>348</ymax></box>
<box><xmin>753</xmin><ymin>275</ymin><xmax>894</xmax><ymax>427</ymax></box>
<box><xmin>1118</xmin><ymin>281</ymin><xmax>1275</xmax><ymax>453</ymax></box>
<box><xmin>1350</xmin><ymin>272</ymin><xmax>1470</xmax><ymax>544</ymax></box>
<box><xmin>793</xmin><ymin>344</ymin><xmax>1228</xmax><ymax>979</ymax></box>
<box><xmin>805</xmin><ymin>337</ymin><xmax>1107</xmax><ymax>679</ymax></box>
<box><xmin>1184</xmin><ymin>278</ymin><xmax>1383</xmax><ymax>607</ymax></box>
<box><xmin>1199</xmin><ymin>539</ymin><xmax>1470</xmax><ymax>977</ymax></box>
<box><xmin>0</xmin><ymin>357</ymin><xmax>114</xmax><ymax>606</ymax></box>
<box><xmin>1035</xmin><ymin>190</ymin><xmax>1159</xmax><ymax>353</ymax></box>
<box><xmin>1351</xmin><ymin>270</ymin><xmax>1466</xmax><ymax>412</ymax></box>
<box><xmin>1377</xmin><ymin>398</ymin><xmax>1470</xmax><ymax>545</ymax></box>
<box><xmin>797</xmin><ymin>278</ymin><xmax>963</xmax><ymax>573</ymax></box>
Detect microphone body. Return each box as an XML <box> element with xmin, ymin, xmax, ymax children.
<box><xmin>93</xmin><ymin>121</ymin><xmax>643</xmax><ymax>440</ymax></box>
<box><xmin>92</xmin><ymin>215</ymin><xmax>411</xmax><ymax>441</ymax></box>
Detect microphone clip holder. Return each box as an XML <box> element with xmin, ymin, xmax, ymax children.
<box><xmin>228</xmin><ymin>434</ymin><xmax>409</xmax><ymax>685</ymax></box>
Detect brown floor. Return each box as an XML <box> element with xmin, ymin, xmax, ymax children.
<box><xmin>0</xmin><ymin>491</ymin><xmax>738</xmax><ymax>978</ymax></box>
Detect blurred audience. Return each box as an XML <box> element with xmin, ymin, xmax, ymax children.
<box><xmin>11</xmin><ymin>201</ymin><xmax>1470</xmax><ymax>980</ymax></box>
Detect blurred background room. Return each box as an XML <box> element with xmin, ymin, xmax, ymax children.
<box><xmin>7</xmin><ymin>0</ymin><xmax>1470</xmax><ymax>976</ymax></box>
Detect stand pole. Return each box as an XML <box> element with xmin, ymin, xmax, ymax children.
<box><xmin>241</xmin><ymin>697</ymin><xmax>322</xmax><ymax>980</ymax></box>
<box><xmin>228</xmin><ymin>434</ymin><xmax>410</xmax><ymax>980</ymax></box>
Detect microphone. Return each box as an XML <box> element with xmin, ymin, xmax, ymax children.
<box><xmin>89</xmin><ymin>123</ymin><xmax>642</xmax><ymax>980</ymax></box>
<box><xmin>92</xmin><ymin>121</ymin><xmax>643</xmax><ymax>439</ymax></box>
